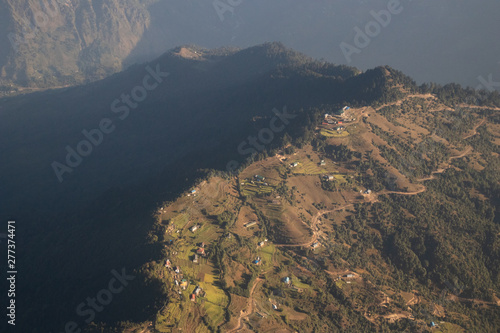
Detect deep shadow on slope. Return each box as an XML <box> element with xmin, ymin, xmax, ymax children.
<box><xmin>0</xmin><ymin>43</ymin><xmax>402</xmax><ymax>332</ymax></box>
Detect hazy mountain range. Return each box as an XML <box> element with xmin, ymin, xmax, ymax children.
<box><xmin>1</xmin><ymin>0</ymin><xmax>499</xmax><ymax>89</ymax></box>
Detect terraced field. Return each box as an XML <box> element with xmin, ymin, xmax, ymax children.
<box><xmin>291</xmin><ymin>159</ymin><xmax>327</xmax><ymax>175</ymax></box>
<box><xmin>146</xmin><ymin>99</ymin><xmax>500</xmax><ymax>332</ymax></box>
<box><xmin>240</xmin><ymin>181</ymin><xmax>274</xmax><ymax>196</ymax></box>
<box><xmin>199</xmin><ymin>280</ymin><xmax>229</xmax><ymax>327</ymax></box>
<box><xmin>320</xmin><ymin>128</ymin><xmax>350</xmax><ymax>138</ymax></box>
<box><xmin>258</xmin><ymin>243</ymin><xmax>275</xmax><ymax>270</ymax></box>
<box><xmin>170</xmin><ymin>213</ymin><xmax>190</xmax><ymax>230</ymax></box>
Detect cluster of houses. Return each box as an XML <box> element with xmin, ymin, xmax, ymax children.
<box><xmin>165</xmin><ymin>259</ymin><xmax>188</xmax><ymax>291</ymax></box>
<box><xmin>164</xmin><ymin>222</ymin><xmax>176</xmax><ymax>234</ymax></box>
<box><xmin>164</xmin><ymin>242</ymin><xmax>210</xmax><ymax>302</ymax></box>
<box><xmin>194</xmin><ymin>242</ymin><xmax>207</xmax><ymax>263</ymax></box>
<box><xmin>243</xmin><ymin>175</ymin><xmax>269</xmax><ymax>186</ymax></box>
<box><xmin>190</xmin><ymin>285</ymin><xmax>205</xmax><ymax>302</ymax></box>
<box><xmin>173</xmin><ymin>277</ymin><xmax>189</xmax><ymax>290</ymax></box>
<box><xmin>322</xmin><ymin>118</ymin><xmax>344</xmax><ymax>126</ymax></box>
<box><xmin>360</xmin><ymin>189</ymin><xmax>372</xmax><ymax>195</ymax></box>
<box><xmin>253</xmin><ymin>256</ymin><xmax>261</xmax><ymax>265</ymax></box>
<box><xmin>335</xmin><ymin>125</ymin><xmax>346</xmax><ymax>134</ymax></box>
<box><xmin>322</xmin><ymin>106</ymin><xmax>356</xmax><ymax>126</ymax></box>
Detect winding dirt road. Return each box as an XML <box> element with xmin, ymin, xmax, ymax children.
<box><xmin>382</xmin><ymin>140</ymin><xmax>475</xmax><ymax>196</ymax></box>
<box><xmin>225</xmin><ymin>116</ymin><xmax>487</xmax><ymax>330</ymax></box>
<box><xmin>227</xmin><ymin>275</ymin><xmax>267</xmax><ymax>333</ymax></box>
<box><xmin>463</xmin><ymin>118</ymin><xmax>486</xmax><ymax>140</ymax></box>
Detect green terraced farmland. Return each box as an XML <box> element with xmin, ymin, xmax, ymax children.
<box><xmin>259</xmin><ymin>243</ymin><xmax>275</xmax><ymax>270</ymax></box>
<box><xmin>292</xmin><ymin>159</ymin><xmax>327</xmax><ymax>175</ymax></box>
<box><xmin>171</xmin><ymin>213</ymin><xmax>190</xmax><ymax>229</ymax></box>
<box><xmin>241</xmin><ymin>181</ymin><xmax>274</xmax><ymax>197</ymax></box>
<box><xmin>199</xmin><ymin>281</ymin><xmax>229</xmax><ymax>327</ymax></box>
<box><xmin>320</xmin><ymin>128</ymin><xmax>349</xmax><ymax>138</ymax></box>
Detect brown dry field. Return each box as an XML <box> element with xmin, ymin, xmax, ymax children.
<box><xmin>274</xmin><ymin>208</ymin><xmax>312</xmax><ymax>244</ymax></box>
<box><xmin>224</xmin><ymin>260</ymin><xmax>250</xmax><ymax>289</ymax></box>
<box><xmin>281</xmin><ymin>305</ymin><xmax>308</xmax><ymax>321</ymax></box>
<box><xmin>288</xmin><ymin>175</ymin><xmax>339</xmax><ymax>212</ymax></box>
<box><xmin>240</xmin><ymin>158</ymin><xmax>282</xmax><ymax>184</ymax></box>
<box><xmin>487</xmin><ymin>122</ymin><xmax>500</xmax><ymax>146</ymax></box>
<box><xmin>234</xmin><ymin>205</ymin><xmax>260</xmax><ymax>237</ymax></box>
<box><xmin>158</xmin><ymin>177</ymin><xmax>239</xmax><ymax>227</ymax></box>
<box><xmin>368</xmin><ymin>111</ymin><xmax>414</xmax><ymax>141</ymax></box>
<box><xmin>223</xmin><ymin>293</ymin><xmax>248</xmax><ymax>330</ymax></box>
<box><xmin>324</xmin><ymin>209</ymin><xmax>352</xmax><ymax>225</ymax></box>
<box><xmin>194</xmin><ymin>177</ymin><xmax>240</xmax><ymax>216</ymax></box>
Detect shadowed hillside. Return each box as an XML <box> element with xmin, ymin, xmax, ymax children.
<box><xmin>0</xmin><ymin>42</ymin><xmax>401</xmax><ymax>332</ymax></box>
<box><xmin>1</xmin><ymin>42</ymin><xmax>499</xmax><ymax>332</ymax></box>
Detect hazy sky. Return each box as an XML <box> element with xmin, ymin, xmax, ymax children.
<box><xmin>126</xmin><ymin>0</ymin><xmax>500</xmax><ymax>89</ymax></box>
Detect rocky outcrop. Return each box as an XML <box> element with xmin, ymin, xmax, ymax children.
<box><xmin>0</xmin><ymin>0</ymin><xmax>151</xmax><ymax>87</ymax></box>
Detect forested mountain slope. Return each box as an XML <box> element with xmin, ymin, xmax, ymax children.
<box><xmin>115</xmin><ymin>92</ymin><xmax>500</xmax><ymax>332</ymax></box>
<box><xmin>0</xmin><ymin>43</ymin><xmax>498</xmax><ymax>332</ymax></box>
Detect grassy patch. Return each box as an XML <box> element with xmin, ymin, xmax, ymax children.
<box><xmin>292</xmin><ymin>276</ymin><xmax>311</xmax><ymax>290</ymax></box>
<box><xmin>292</xmin><ymin>159</ymin><xmax>327</xmax><ymax>175</ymax></box>
<box><xmin>171</xmin><ymin>213</ymin><xmax>190</xmax><ymax>230</ymax></box>
<box><xmin>320</xmin><ymin>128</ymin><xmax>350</xmax><ymax>138</ymax></box>
<box><xmin>204</xmin><ymin>273</ymin><xmax>216</xmax><ymax>283</ymax></box>
<box><xmin>155</xmin><ymin>301</ymin><xmax>184</xmax><ymax>330</ymax></box>
<box><xmin>335</xmin><ymin>280</ymin><xmax>346</xmax><ymax>289</ymax></box>
<box><xmin>189</xmin><ymin>223</ymin><xmax>219</xmax><ymax>244</ymax></box>
<box><xmin>333</xmin><ymin>174</ymin><xmax>348</xmax><ymax>183</ymax></box>
<box><xmin>241</xmin><ymin>181</ymin><xmax>274</xmax><ymax>197</ymax></box>
<box><xmin>435</xmin><ymin>322</ymin><xmax>466</xmax><ymax>333</ymax></box>
<box><xmin>199</xmin><ymin>281</ymin><xmax>229</xmax><ymax>326</ymax></box>
<box><xmin>259</xmin><ymin>243</ymin><xmax>275</xmax><ymax>269</ymax></box>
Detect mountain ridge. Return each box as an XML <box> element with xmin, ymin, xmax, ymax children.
<box><xmin>0</xmin><ymin>43</ymin><xmax>499</xmax><ymax>332</ymax></box>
